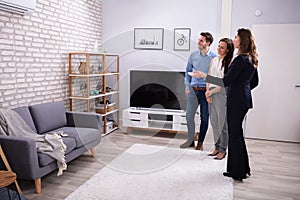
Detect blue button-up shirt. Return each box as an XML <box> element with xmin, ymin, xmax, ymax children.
<box><xmin>185</xmin><ymin>50</ymin><xmax>217</xmax><ymax>89</ymax></box>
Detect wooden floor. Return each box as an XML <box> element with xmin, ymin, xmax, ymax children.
<box><xmin>19</xmin><ymin>128</ymin><xmax>300</xmax><ymax>200</ymax></box>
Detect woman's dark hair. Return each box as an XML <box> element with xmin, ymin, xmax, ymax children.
<box><xmin>200</xmin><ymin>32</ymin><xmax>214</xmax><ymax>46</ymax></box>
<box><xmin>220</xmin><ymin>38</ymin><xmax>234</xmax><ymax>74</ymax></box>
<box><xmin>237</xmin><ymin>28</ymin><xmax>258</xmax><ymax>67</ymax></box>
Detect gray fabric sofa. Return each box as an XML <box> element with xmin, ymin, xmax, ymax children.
<box><xmin>0</xmin><ymin>101</ymin><xmax>102</xmax><ymax>193</ymax></box>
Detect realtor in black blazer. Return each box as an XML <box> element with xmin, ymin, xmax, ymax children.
<box><xmin>192</xmin><ymin>28</ymin><xmax>259</xmax><ymax>181</ymax></box>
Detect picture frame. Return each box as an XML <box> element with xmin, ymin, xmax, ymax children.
<box><xmin>174</xmin><ymin>28</ymin><xmax>191</xmax><ymax>51</ymax></box>
<box><xmin>134</xmin><ymin>28</ymin><xmax>164</xmax><ymax>50</ymax></box>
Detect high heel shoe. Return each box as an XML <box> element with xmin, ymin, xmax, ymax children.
<box><xmin>233</xmin><ymin>177</ymin><xmax>243</xmax><ymax>182</ymax></box>
<box><xmin>214</xmin><ymin>152</ymin><xmax>226</xmax><ymax>160</ymax></box>
<box><xmin>223</xmin><ymin>172</ymin><xmax>230</xmax><ymax>177</ymax></box>
<box><xmin>223</xmin><ymin>172</ymin><xmax>244</xmax><ymax>182</ymax></box>
<box><xmin>208</xmin><ymin>150</ymin><xmax>219</xmax><ymax>156</ymax></box>
<box><xmin>246</xmin><ymin>172</ymin><xmax>251</xmax><ymax>177</ymax></box>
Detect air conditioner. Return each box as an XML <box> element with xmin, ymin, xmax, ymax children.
<box><xmin>0</xmin><ymin>0</ymin><xmax>36</xmax><ymax>15</ymax></box>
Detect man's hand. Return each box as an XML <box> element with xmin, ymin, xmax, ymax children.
<box><xmin>193</xmin><ymin>71</ymin><xmax>207</xmax><ymax>79</ymax></box>
<box><xmin>185</xmin><ymin>90</ymin><xmax>190</xmax><ymax>95</ymax></box>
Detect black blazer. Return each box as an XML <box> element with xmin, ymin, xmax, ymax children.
<box><xmin>207</xmin><ymin>55</ymin><xmax>259</xmax><ymax>110</ymax></box>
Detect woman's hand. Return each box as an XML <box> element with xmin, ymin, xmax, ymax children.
<box><xmin>205</xmin><ymin>91</ymin><xmax>212</xmax><ymax>103</ymax></box>
<box><xmin>193</xmin><ymin>71</ymin><xmax>207</xmax><ymax>79</ymax></box>
<box><xmin>205</xmin><ymin>90</ymin><xmax>212</xmax><ymax>99</ymax></box>
<box><xmin>207</xmin><ymin>97</ymin><xmax>212</xmax><ymax>103</ymax></box>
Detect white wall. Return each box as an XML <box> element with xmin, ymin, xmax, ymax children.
<box><xmin>246</xmin><ymin>24</ymin><xmax>300</xmax><ymax>142</ymax></box>
<box><xmin>231</xmin><ymin>0</ymin><xmax>300</xmax><ymax>37</ymax></box>
<box><xmin>102</xmin><ymin>0</ymin><xmax>221</xmax><ymax>43</ymax></box>
<box><xmin>102</xmin><ymin>0</ymin><xmax>222</xmax><ymax>114</ymax></box>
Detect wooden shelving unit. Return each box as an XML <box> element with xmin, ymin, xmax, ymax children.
<box><xmin>68</xmin><ymin>52</ymin><xmax>120</xmax><ymax>135</ymax></box>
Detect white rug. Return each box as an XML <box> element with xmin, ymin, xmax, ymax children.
<box><xmin>65</xmin><ymin>144</ymin><xmax>233</xmax><ymax>200</ymax></box>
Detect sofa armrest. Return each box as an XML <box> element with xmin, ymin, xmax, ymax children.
<box><xmin>0</xmin><ymin>135</ymin><xmax>40</xmax><ymax>180</ymax></box>
<box><xmin>66</xmin><ymin>111</ymin><xmax>103</xmax><ymax>130</ymax></box>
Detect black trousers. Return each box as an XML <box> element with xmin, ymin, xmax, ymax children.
<box><xmin>226</xmin><ymin>108</ymin><xmax>250</xmax><ymax>178</ymax></box>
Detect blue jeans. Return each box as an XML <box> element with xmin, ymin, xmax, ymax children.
<box><xmin>186</xmin><ymin>89</ymin><xmax>209</xmax><ymax>143</ymax></box>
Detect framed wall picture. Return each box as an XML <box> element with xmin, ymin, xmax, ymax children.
<box><xmin>134</xmin><ymin>28</ymin><xmax>164</xmax><ymax>50</ymax></box>
<box><xmin>174</xmin><ymin>28</ymin><xmax>191</xmax><ymax>51</ymax></box>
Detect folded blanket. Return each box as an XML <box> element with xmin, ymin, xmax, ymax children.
<box><xmin>0</xmin><ymin>108</ymin><xmax>67</xmax><ymax>176</ymax></box>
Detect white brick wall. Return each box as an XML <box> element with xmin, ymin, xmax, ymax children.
<box><xmin>0</xmin><ymin>0</ymin><xmax>102</xmax><ymax>108</ymax></box>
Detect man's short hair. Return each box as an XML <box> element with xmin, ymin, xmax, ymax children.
<box><xmin>200</xmin><ymin>32</ymin><xmax>214</xmax><ymax>46</ymax></box>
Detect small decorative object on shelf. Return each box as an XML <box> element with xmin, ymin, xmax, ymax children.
<box><xmin>95</xmin><ymin>102</ymin><xmax>116</xmax><ymax>114</ymax></box>
<box><xmin>78</xmin><ymin>61</ymin><xmax>87</xmax><ymax>74</ymax></box>
<box><xmin>90</xmin><ymin>65</ymin><xmax>97</xmax><ymax>73</ymax></box>
<box><xmin>106</xmin><ymin>87</ymin><xmax>113</xmax><ymax>92</ymax></box>
<box><xmin>79</xmin><ymin>81</ymin><xmax>87</xmax><ymax>96</ymax></box>
<box><xmin>68</xmin><ymin>52</ymin><xmax>120</xmax><ymax>135</ymax></box>
<box><xmin>96</xmin><ymin>80</ymin><xmax>102</xmax><ymax>93</ymax></box>
<box><xmin>98</xmin><ymin>61</ymin><xmax>103</xmax><ymax>73</ymax></box>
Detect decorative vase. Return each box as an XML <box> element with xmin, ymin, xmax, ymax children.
<box><xmin>78</xmin><ymin>62</ymin><xmax>87</xmax><ymax>74</ymax></box>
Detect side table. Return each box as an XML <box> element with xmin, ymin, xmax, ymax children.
<box><xmin>0</xmin><ymin>170</ymin><xmax>21</xmax><ymax>199</ymax></box>
<box><xmin>0</xmin><ymin>145</ymin><xmax>22</xmax><ymax>199</ymax></box>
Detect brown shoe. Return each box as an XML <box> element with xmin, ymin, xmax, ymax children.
<box><xmin>214</xmin><ymin>152</ymin><xmax>226</xmax><ymax>160</ymax></box>
<box><xmin>195</xmin><ymin>142</ymin><xmax>203</xmax><ymax>151</ymax></box>
<box><xmin>194</xmin><ymin>133</ymin><xmax>198</xmax><ymax>141</ymax></box>
<box><xmin>180</xmin><ymin>140</ymin><xmax>195</xmax><ymax>148</ymax></box>
<box><xmin>208</xmin><ymin>149</ymin><xmax>219</xmax><ymax>156</ymax></box>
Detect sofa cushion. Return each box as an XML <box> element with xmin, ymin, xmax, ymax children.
<box><xmin>38</xmin><ymin>137</ymin><xmax>76</xmax><ymax>167</ymax></box>
<box><xmin>54</xmin><ymin>127</ymin><xmax>100</xmax><ymax>148</ymax></box>
<box><xmin>13</xmin><ymin>106</ymin><xmax>37</xmax><ymax>133</ymax></box>
<box><xmin>29</xmin><ymin>102</ymin><xmax>67</xmax><ymax>134</ymax></box>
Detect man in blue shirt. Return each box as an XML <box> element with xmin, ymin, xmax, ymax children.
<box><xmin>181</xmin><ymin>32</ymin><xmax>217</xmax><ymax>150</ymax></box>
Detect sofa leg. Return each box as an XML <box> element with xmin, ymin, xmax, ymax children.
<box><xmin>35</xmin><ymin>178</ymin><xmax>42</xmax><ymax>194</ymax></box>
<box><xmin>90</xmin><ymin>148</ymin><xmax>96</xmax><ymax>158</ymax></box>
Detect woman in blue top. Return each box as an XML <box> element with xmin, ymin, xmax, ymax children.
<box><xmin>193</xmin><ymin>28</ymin><xmax>259</xmax><ymax>181</ymax></box>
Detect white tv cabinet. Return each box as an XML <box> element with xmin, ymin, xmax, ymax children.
<box><xmin>122</xmin><ymin>107</ymin><xmax>200</xmax><ymax>133</ymax></box>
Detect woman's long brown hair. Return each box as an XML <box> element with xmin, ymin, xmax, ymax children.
<box><xmin>237</xmin><ymin>28</ymin><xmax>259</xmax><ymax>68</ymax></box>
<box><xmin>220</xmin><ymin>38</ymin><xmax>234</xmax><ymax>74</ymax></box>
